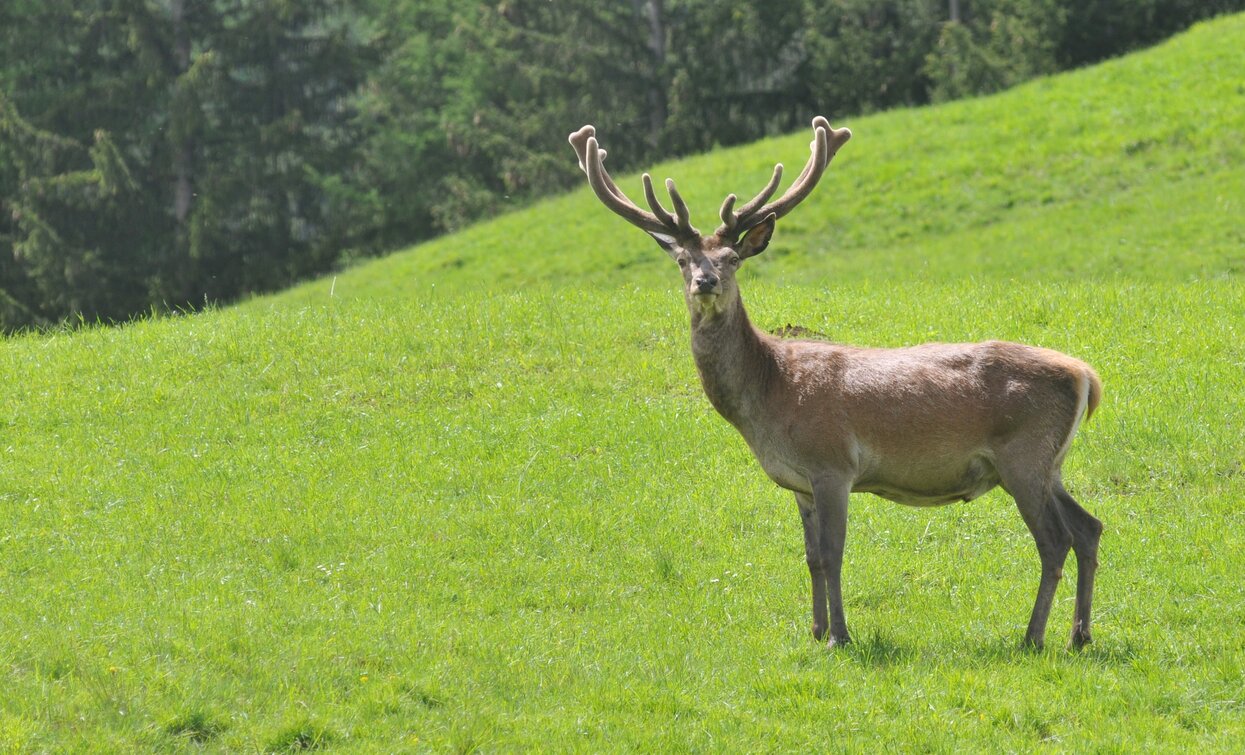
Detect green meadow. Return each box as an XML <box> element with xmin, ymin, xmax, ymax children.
<box><xmin>3</xmin><ymin>14</ymin><xmax>1244</xmax><ymax>752</ymax></box>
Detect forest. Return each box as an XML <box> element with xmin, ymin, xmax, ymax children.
<box><xmin>1</xmin><ymin>0</ymin><xmax>1240</xmax><ymax>330</ymax></box>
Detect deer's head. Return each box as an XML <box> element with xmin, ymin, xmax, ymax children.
<box><xmin>568</xmin><ymin>118</ymin><xmax>851</xmax><ymax>317</ymax></box>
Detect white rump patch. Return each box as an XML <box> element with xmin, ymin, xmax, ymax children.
<box><xmin>1055</xmin><ymin>370</ymin><xmax>1091</xmax><ymax>466</ymax></box>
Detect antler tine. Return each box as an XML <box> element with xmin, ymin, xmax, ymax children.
<box><xmin>719</xmin><ymin>117</ymin><xmax>852</xmax><ymax>237</ymax></box>
<box><xmin>643</xmin><ymin>173</ymin><xmax>679</xmax><ymax>229</ymax></box>
<box><xmin>570</xmin><ymin>127</ymin><xmax>670</xmax><ymax>236</ymax></box>
<box><xmin>588</xmin><ymin>144</ymin><xmax>634</xmax><ymax>208</ymax></box>
<box><xmin>718</xmin><ymin>193</ymin><xmax>737</xmax><ymax>232</ymax></box>
<box><xmin>717</xmin><ymin>163</ymin><xmax>781</xmax><ymax>236</ymax></box>
<box><xmin>762</xmin><ymin>125</ymin><xmax>828</xmax><ymax>220</ymax></box>
<box><xmin>569</xmin><ymin>125</ymin><xmax>630</xmax><ymax>207</ymax></box>
<box><xmin>569</xmin><ymin>124</ymin><xmax>700</xmax><ymax>238</ymax></box>
<box><xmin>568</xmin><ymin>124</ymin><xmax>595</xmax><ymax>173</ymax></box>
<box><xmin>811</xmin><ymin>115</ymin><xmax>834</xmax><ymax>139</ymax></box>
<box><xmin>787</xmin><ymin>115</ymin><xmax>834</xmax><ymax>186</ymax></box>
<box><xmin>665</xmin><ymin>178</ymin><xmax>698</xmax><ymax>236</ymax></box>
<box><xmin>739</xmin><ymin>163</ymin><xmax>784</xmax><ymax>217</ymax></box>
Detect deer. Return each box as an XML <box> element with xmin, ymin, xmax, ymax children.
<box><xmin>568</xmin><ymin>117</ymin><xmax>1104</xmax><ymax>651</ymax></box>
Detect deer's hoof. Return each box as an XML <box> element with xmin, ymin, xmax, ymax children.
<box><xmin>812</xmin><ymin>623</ymin><xmax>828</xmax><ymax>642</ymax></box>
<box><xmin>826</xmin><ymin>633</ymin><xmax>852</xmax><ymax>649</ymax></box>
<box><xmin>1021</xmin><ymin>636</ymin><xmax>1045</xmax><ymax>653</ymax></box>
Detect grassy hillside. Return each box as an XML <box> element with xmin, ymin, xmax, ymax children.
<box><xmin>2</xmin><ymin>14</ymin><xmax>1243</xmax><ymax>751</ymax></box>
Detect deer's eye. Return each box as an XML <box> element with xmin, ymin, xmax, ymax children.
<box><xmin>676</xmin><ymin>257</ymin><xmax>688</xmax><ymax>268</ymax></box>
<box><xmin>728</xmin><ymin>255</ymin><xmax>741</xmax><ymax>266</ymax></box>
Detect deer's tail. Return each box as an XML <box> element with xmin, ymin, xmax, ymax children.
<box><xmin>1084</xmin><ymin>366</ymin><xmax>1103</xmax><ymax>421</ymax></box>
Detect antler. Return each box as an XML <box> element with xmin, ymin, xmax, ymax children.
<box><xmin>568</xmin><ymin>125</ymin><xmax>699</xmax><ymax>239</ymax></box>
<box><xmin>716</xmin><ymin>116</ymin><xmax>852</xmax><ymax>239</ymax></box>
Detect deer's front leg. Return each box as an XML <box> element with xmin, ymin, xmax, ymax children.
<box><xmin>812</xmin><ymin>477</ymin><xmax>852</xmax><ymax>647</ymax></box>
<box><xmin>795</xmin><ymin>492</ymin><xmax>828</xmax><ymax>640</ymax></box>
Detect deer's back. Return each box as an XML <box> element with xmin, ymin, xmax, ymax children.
<box><xmin>765</xmin><ymin>338</ymin><xmax>1093</xmax><ymax>491</ymax></box>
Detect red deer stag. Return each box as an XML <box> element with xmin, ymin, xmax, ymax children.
<box><xmin>568</xmin><ymin>118</ymin><xmax>1104</xmax><ymax>650</ymax></box>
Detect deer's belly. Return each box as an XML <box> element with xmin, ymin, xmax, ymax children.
<box><xmin>853</xmin><ymin>454</ymin><xmax>1000</xmax><ymax>507</ymax></box>
<box><xmin>740</xmin><ymin>428</ymin><xmax>1001</xmax><ymax>504</ymax></box>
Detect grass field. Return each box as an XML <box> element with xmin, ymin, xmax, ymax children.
<box><xmin>2</xmin><ymin>14</ymin><xmax>1244</xmax><ymax>752</ymax></box>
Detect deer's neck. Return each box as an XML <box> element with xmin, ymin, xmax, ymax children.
<box><xmin>688</xmin><ymin>295</ymin><xmax>776</xmax><ymax>426</ymax></box>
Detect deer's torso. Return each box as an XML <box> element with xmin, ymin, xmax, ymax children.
<box><xmin>693</xmin><ymin>317</ymin><xmax>1086</xmax><ymax>505</ymax></box>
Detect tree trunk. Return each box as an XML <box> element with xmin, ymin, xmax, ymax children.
<box><xmin>171</xmin><ymin>0</ymin><xmax>193</xmax><ymax>226</ymax></box>
<box><xmin>632</xmin><ymin>0</ymin><xmax>666</xmax><ymax>148</ymax></box>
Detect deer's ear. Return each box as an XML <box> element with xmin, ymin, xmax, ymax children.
<box><xmin>739</xmin><ymin>213</ymin><xmax>776</xmax><ymax>259</ymax></box>
<box><xmin>649</xmin><ymin>231</ymin><xmax>680</xmax><ymax>258</ymax></box>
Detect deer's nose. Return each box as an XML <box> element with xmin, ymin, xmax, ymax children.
<box><xmin>694</xmin><ymin>276</ymin><xmax>719</xmax><ymax>293</ymax></box>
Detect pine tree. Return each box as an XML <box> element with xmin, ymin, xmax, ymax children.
<box><xmin>0</xmin><ymin>0</ymin><xmax>375</xmax><ymax>330</ymax></box>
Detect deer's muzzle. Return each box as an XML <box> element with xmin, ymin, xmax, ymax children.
<box><xmin>694</xmin><ymin>276</ymin><xmax>720</xmax><ymax>295</ymax></box>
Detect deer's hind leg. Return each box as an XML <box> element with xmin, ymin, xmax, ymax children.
<box><xmin>997</xmin><ymin>457</ymin><xmax>1073</xmax><ymax>651</ymax></box>
<box><xmin>1053</xmin><ymin>480</ymin><xmax>1102</xmax><ymax>649</ymax></box>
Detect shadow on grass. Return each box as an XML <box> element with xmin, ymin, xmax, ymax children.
<box><xmin>966</xmin><ymin>635</ymin><xmax>1142</xmax><ymax>667</ymax></box>
<box><xmin>164</xmin><ymin>710</ymin><xmax>227</xmax><ymax>743</ymax></box>
<box><xmin>781</xmin><ymin>622</ymin><xmax>1144</xmax><ymax>671</ymax></box>
<box><xmin>839</xmin><ymin>630</ymin><xmax>918</xmax><ymax>668</ymax></box>
<box><xmin>266</xmin><ymin>718</ymin><xmax>336</xmax><ymax>752</ymax></box>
